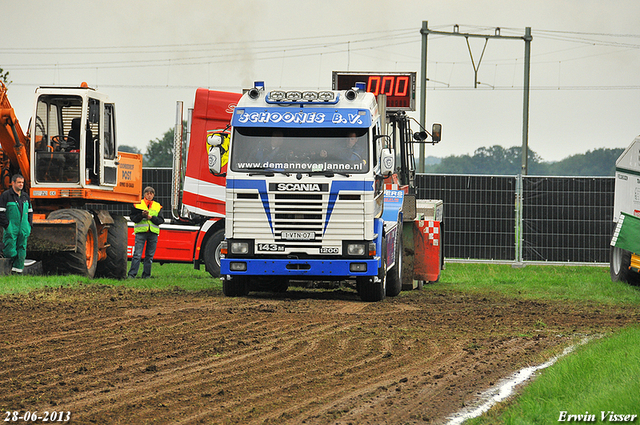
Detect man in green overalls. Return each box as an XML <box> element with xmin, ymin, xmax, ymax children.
<box><xmin>128</xmin><ymin>186</ymin><xmax>164</xmax><ymax>279</ymax></box>
<box><xmin>0</xmin><ymin>174</ymin><xmax>33</xmax><ymax>273</ymax></box>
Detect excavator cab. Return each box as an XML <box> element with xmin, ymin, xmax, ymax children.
<box><xmin>31</xmin><ymin>86</ymin><xmax>118</xmax><ymax>188</ymax></box>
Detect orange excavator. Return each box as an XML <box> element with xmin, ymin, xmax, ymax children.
<box><xmin>0</xmin><ymin>81</ymin><xmax>142</xmax><ymax>277</ymax></box>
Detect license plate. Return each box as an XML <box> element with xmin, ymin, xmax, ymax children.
<box><xmin>281</xmin><ymin>231</ymin><xmax>316</xmax><ymax>240</ymax></box>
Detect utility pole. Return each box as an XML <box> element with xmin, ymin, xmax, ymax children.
<box><xmin>521</xmin><ymin>27</ymin><xmax>532</xmax><ymax>175</ymax></box>
<box><xmin>419</xmin><ymin>21</ymin><xmax>428</xmax><ymax>173</ymax></box>
<box><xmin>419</xmin><ymin>22</ymin><xmax>532</xmax><ymax>175</ymax></box>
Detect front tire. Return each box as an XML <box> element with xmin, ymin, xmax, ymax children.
<box><xmin>358</xmin><ymin>241</ymin><xmax>387</xmax><ymax>302</ymax></box>
<box><xmin>223</xmin><ymin>276</ymin><xmax>249</xmax><ymax>297</ymax></box>
<box><xmin>45</xmin><ymin>209</ymin><xmax>98</xmax><ymax>278</ymax></box>
<box><xmin>96</xmin><ymin>215</ymin><xmax>128</xmax><ymax>279</ymax></box>
<box><xmin>203</xmin><ymin>229</ymin><xmax>225</xmax><ymax>277</ymax></box>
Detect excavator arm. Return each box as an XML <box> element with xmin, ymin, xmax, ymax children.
<box><xmin>0</xmin><ymin>82</ymin><xmax>31</xmax><ymax>189</ymax></box>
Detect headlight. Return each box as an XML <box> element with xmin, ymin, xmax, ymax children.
<box><xmin>230</xmin><ymin>262</ymin><xmax>247</xmax><ymax>271</ymax></box>
<box><xmin>230</xmin><ymin>242</ymin><xmax>249</xmax><ymax>254</ymax></box>
<box><xmin>350</xmin><ymin>263</ymin><xmax>367</xmax><ymax>272</ymax></box>
<box><xmin>347</xmin><ymin>243</ymin><xmax>366</xmax><ymax>256</ymax></box>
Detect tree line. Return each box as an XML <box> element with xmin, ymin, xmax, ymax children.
<box><xmin>422</xmin><ymin>145</ymin><xmax>624</xmax><ymax>176</ymax></box>
<box><xmin>126</xmin><ymin>127</ymin><xmax>624</xmax><ymax>176</ymax></box>
<box><xmin>120</xmin><ymin>126</ymin><xmax>184</xmax><ymax>168</ymax></box>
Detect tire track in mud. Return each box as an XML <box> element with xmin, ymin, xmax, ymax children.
<box><xmin>124</xmin><ymin>307</ymin><xmax>448</xmax><ymax>424</ymax></box>
<box><xmin>35</xmin><ymin>317</ymin><xmax>360</xmax><ymax>420</ymax></box>
<box><xmin>172</xmin><ymin>328</ymin><xmax>412</xmax><ymax>424</ymax></box>
<box><xmin>301</xmin><ymin>335</ymin><xmax>565</xmax><ymax>425</ymax></box>
<box><xmin>1</xmin><ymin>296</ymin><xmax>294</xmax><ymax>381</ymax></box>
<box><xmin>0</xmin><ymin>310</ymin><xmax>254</xmax><ymax>393</ymax></box>
<box><xmin>1</xmin><ymin>287</ymin><xmax>638</xmax><ymax>425</ymax></box>
<box><xmin>4</xmin><ymin>310</ymin><xmax>293</xmax><ymax>400</ymax></box>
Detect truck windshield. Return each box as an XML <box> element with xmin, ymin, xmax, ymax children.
<box><xmin>230</xmin><ymin>127</ymin><xmax>369</xmax><ymax>174</ymax></box>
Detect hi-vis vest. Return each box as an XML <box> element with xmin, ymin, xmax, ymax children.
<box><xmin>133</xmin><ymin>200</ymin><xmax>162</xmax><ymax>235</ymax></box>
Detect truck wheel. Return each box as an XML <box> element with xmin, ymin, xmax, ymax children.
<box><xmin>46</xmin><ymin>209</ymin><xmax>98</xmax><ymax>278</ymax></box>
<box><xmin>386</xmin><ymin>222</ymin><xmax>403</xmax><ymax>297</ymax></box>
<box><xmin>203</xmin><ymin>229</ymin><xmax>224</xmax><ymax>277</ymax></box>
<box><xmin>610</xmin><ymin>246</ymin><xmax>640</xmax><ymax>285</ymax></box>
<box><xmin>251</xmin><ymin>277</ymin><xmax>289</xmax><ymax>293</ymax></box>
<box><xmin>357</xmin><ymin>242</ymin><xmax>387</xmax><ymax>302</ymax></box>
<box><xmin>96</xmin><ymin>215</ymin><xmax>128</xmax><ymax>279</ymax></box>
<box><xmin>223</xmin><ymin>276</ymin><xmax>249</xmax><ymax>297</ymax></box>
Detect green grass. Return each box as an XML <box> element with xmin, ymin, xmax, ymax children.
<box><xmin>469</xmin><ymin>326</ymin><xmax>640</xmax><ymax>425</ymax></box>
<box><xmin>0</xmin><ymin>262</ymin><xmax>221</xmax><ymax>295</ymax></box>
<box><xmin>430</xmin><ymin>263</ymin><xmax>640</xmax><ymax>305</ymax></box>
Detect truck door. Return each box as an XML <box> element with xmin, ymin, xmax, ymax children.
<box><xmin>100</xmin><ymin>103</ymin><xmax>118</xmax><ymax>186</ymax></box>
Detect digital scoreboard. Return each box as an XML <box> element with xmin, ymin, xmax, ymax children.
<box><xmin>332</xmin><ymin>71</ymin><xmax>416</xmax><ymax>111</ymax></box>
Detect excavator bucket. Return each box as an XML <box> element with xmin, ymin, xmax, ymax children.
<box><xmin>28</xmin><ymin>218</ymin><xmax>77</xmax><ymax>252</ymax></box>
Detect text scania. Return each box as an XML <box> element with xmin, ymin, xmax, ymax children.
<box><xmin>277</xmin><ymin>183</ymin><xmax>321</xmax><ymax>192</ymax></box>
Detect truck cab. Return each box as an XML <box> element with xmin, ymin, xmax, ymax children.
<box><xmin>220</xmin><ymin>83</ymin><xmax>400</xmax><ymax>301</ymax></box>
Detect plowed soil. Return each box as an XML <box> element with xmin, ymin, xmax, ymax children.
<box><xmin>1</xmin><ymin>285</ymin><xmax>638</xmax><ymax>424</ymax></box>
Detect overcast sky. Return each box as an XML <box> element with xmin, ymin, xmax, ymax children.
<box><xmin>3</xmin><ymin>0</ymin><xmax>640</xmax><ymax>163</ymax></box>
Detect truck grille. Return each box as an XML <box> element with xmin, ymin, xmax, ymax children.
<box><xmin>231</xmin><ymin>189</ymin><xmax>366</xmax><ymax>252</ymax></box>
<box><xmin>274</xmin><ymin>193</ymin><xmax>323</xmax><ymax>247</ymax></box>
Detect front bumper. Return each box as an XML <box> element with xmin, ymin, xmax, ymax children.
<box><xmin>221</xmin><ymin>257</ymin><xmax>379</xmax><ymax>278</ymax></box>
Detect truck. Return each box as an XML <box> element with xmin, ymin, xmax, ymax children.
<box><xmin>218</xmin><ymin>81</ymin><xmax>443</xmax><ymax>301</ymax></box>
<box><xmin>139</xmin><ymin>88</ymin><xmax>241</xmax><ymax>276</ymax></box>
<box><xmin>0</xmin><ymin>81</ymin><xmax>142</xmax><ymax>277</ymax></box>
<box><xmin>610</xmin><ymin>135</ymin><xmax>640</xmax><ymax>284</ymax></box>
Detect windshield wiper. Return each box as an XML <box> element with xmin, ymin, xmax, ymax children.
<box><xmin>244</xmin><ymin>167</ymin><xmax>291</xmax><ymax>177</ymax></box>
<box><xmin>306</xmin><ymin>170</ymin><xmax>351</xmax><ymax>177</ymax></box>
<box><xmin>242</xmin><ymin>167</ymin><xmax>275</xmax><ymax>176</ymax></box>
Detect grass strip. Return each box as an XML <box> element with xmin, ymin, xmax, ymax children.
<box><xmin>431</xmin><ymin>263</ymin><xmax>640</xmax><ymax>305</ymax></box>
<box><xmin>470</xmin><ymin>326</ymin><xmax>640</xmax><ymax>424</ymax></box>
<box><xmin>0</xmin><ymin>263</ymin><xmax>221</xmax><ymax>295</ymax></box>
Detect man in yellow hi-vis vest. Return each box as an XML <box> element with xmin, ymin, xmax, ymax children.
<box><xmin>128</xmin><ymin>186</ymin><xmax>164</xmax><ymax>279</ymax></box>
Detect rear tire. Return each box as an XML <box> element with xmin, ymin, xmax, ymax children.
<box><xmin>96</xmin><ymin>215</ymin><xmax>128</xmax><ymax>279</ymax></box>
<box><xmin>203</xmin><ymin>229</ymin><xmax>224</xmax><ymax>278</ymax></box>
<box><xmin>386</xmin><ymin>222</ymin><xmax>403</xmax><ymax>297</ymax></box>
<box><xmin>610</xmin><ymin>245</ymin><xmax>640</xmax><ymax>285</ymax></box>
<box><xmin>45</xmin><ymin>209</ymin><xmax>98</xmax><ymax>278</ymax></box>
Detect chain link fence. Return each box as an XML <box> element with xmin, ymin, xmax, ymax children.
<box><xmin>417</xmin><ymin>174</ymin><xmax>615</xmax><ymax>264</ymax></box>
<box><xmin>92</xmin><ymin>169</ymin><xmax>615</xmax><ymax>265</ymax></box>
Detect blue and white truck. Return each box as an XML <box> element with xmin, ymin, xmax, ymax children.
<box><xmin>218</xmin><ymin>82</ymin><xmax>441</xmax><ymax>301</ymax></box>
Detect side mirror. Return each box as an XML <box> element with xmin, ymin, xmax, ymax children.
<box><xmin>431</xmin><ymin>123</ymin><xmax>442</xmax><ymax>143</ymax></box>
<box><xmin>380</xmin><ymin>148</ymin><xmax>395</xmax><ymax>177</ymax></box>
<box><xmin>208</xmin><ymin>134</ymin><xmax>223</xmax><ymax>175</ymax></box>
<box><xmin>413</xmin><ymin>131</ymin><xmax>428</xmax><ymax>141</ymax></box>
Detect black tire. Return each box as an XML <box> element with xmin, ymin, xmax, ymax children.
<box><xmin>45</xmin><ymin>209</ymin><xmax>98</xmax><ymax>278</ymax></box>
<box><xmin>96</xmin><ymin>215</ymin><xmax>128</xmax><ymax>279</ymax></box>
<box><xmin>203</xmin><ymin>228</ymin><xmax>224</xmax><ymax>278</ymax></box>
<box><xmin>223</xmin><ymin>276</ymin><xmax>249</xmax><ymax>297</ymax></box>
<box><xmin>357</xmin><ymin>241</ymin><xmax>387</xmax><ymax>302</ymax></box>
<box><xmin>251</xmin><ymin>277</ymin><xmax>289</xmax><ymax>293</ymax></box>
<box><xmin>386</xmin><ymin>222</ymin><xmax>403</xmax><ymax>297</ymax></box>
<box><xmin>610</xmin><ymin>245</ymin><xmax>640</xmax><ymax>285</ymax></box>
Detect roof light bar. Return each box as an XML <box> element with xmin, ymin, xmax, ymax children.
<box><xmin>265</xmin><ymin>90</ymin><xmax>338</xmax><ymax>105</ymax></box>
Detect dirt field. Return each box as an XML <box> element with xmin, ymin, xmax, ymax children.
<box><xmin>1</xmin><ymin>284</ymin><xmax>638</xmax><ymax>425</ymax></box>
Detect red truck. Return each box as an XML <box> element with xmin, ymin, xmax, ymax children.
<box><xmin>127</xmin><ymin>88</ymin><xmax>241</xmax><ymax>276</ymax></box>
